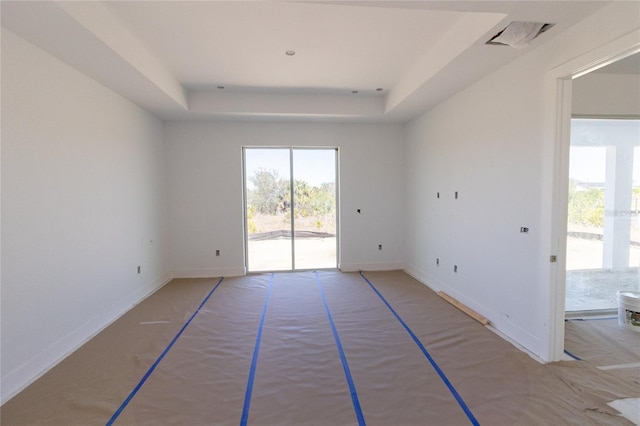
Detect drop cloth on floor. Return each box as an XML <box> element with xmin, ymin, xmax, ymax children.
<box><xmin>2</xmin><ymin>271</ymin><xmax>638</xmax><ymax>425</ymax></box>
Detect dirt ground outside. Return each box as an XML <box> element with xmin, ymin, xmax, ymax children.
<box><xmin>566</xmin><ymin>236</ymin><xmax>640</xmax><ymax>312</ymax></box>
<box><xmin>248</xmin><ymin>213</ymin><xmax>336</xmax><ymax>235</ymax></box>
<box><xmin>247</xmin><ymin>237</ymin><xmax>337</xmax><ymax>271</ymax></box>
<box><xmin>247</xmin><ymin>213</ymin><xmax>337</xmax><ymax>271</ymax></box>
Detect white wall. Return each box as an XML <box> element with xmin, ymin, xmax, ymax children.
<box><xmin>404</xmin><ymin>2</ymin><xmax>640</xmax><ymax>360</ymax></box>
<box><xmin>164</xmin><ymin>121</ymin><xmax>405</xmax><ymax>276</ymax></box>
<box><xmin>1</xmin><ymin>29</ymin><xmax>170</xmax><ymax>402</ymax></box>
<box><xmin>573</xmin><ymin>72</ymin><xmax>640</xmax><ymax>117</ymax></box>
<box><xmin>2</xmin><ymin>1</ymin><xmax>637</xmax><ymax>404</ymax></box>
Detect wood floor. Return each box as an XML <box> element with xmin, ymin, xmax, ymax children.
<box><xmin>1</xmin><ymin>271</ymin><xmax>637</xmax><ymax>425</ymax></box>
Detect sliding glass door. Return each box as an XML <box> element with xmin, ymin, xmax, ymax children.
<box><xmin>244</xmin><ymin>147</ymin><xmax>338</xmax><ymax>272</ymax></box>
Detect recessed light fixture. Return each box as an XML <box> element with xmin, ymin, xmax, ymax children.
<box><xmin>376</xmin><ymin>88</ymin><xmax>384</xmax><ymax>92</ymax></box>
<box><xmin>352</xmin><ymin>90</ymin><xmax>359</xmax><ymax>94</ymax></box>
<box><xmin>217</xmin><ymin>85</ymin><xmax>225</xmax><ymax>89</ymax></box>
<box><xmin>285</xmin><ymin>50</ymin><xmax>296</xmax><ymax>56</ymax></box>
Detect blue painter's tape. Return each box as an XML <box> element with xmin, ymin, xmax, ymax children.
<box><xmin>106</xmin><ymin>277</ymin><xmax>225</xmax><ymax>425</ymax></box>
<box><xmin>240</xmin><ymin>273</ymin><xmax>274</xmax><ymax>426</ymax></box>
<box><xmin>359</xmin><ymin>272</ymin><xmax>479</xmax><ymax>426</ymax></box>
<box><xmin>568</xmin><ymin>316</ymin><xmax>617</xmax><ymax>321</ymax></box>
<box><xmin>315</xmin><ymin>272</ymin><xmax>366</xmax><ymax>426</ymax></box>
<box><xmin>563</xmin><ymin>349</ymin><xmax>582</xmax><ymax>361</ymax></box>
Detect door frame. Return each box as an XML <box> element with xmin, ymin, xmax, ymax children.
<box><xmin>242</xmin><ymin>146</ymin><xmax>340</xmax><ymax>272</ymax></box>
<box><xmin>547</xmin><ymin>30</ymin><xmax>640</xmax><ymax>361</ymax></box>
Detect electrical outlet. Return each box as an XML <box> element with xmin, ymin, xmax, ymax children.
<box><xmin>436</xmin><ymin>258</ymin><xmax>440</xmax><ymax>266</ymax></box>
<box><xmin>137</xmin><ymin>266</ymin><xmax>141</xmax><ymax>274</ymax></box>
<box><xmin>454</xmin><ymin>265</ymin><xmax>458</xmax><ymax>273</ymax></box>
<box><xmin>216</xmin><ymin>250</ymin><xmax>220</xmax><ymax>256</ymax></box>
<box><xmin>378</xmin><ymin>244</ymin><xmax>382</xmax><ymax>251</ymax></box>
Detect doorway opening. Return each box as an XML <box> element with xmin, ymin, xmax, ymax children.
<box><xmin>548</xmin><ymin>31</ymin><xmax>640</xmax><ymax>361</ymax></box>
<box><xmin>565</xmin><ymin>119</ymin><xmax>640</xmax><ymax>314</ymax></box>
<box><xmin>243</xmin><ymin>147</ymin><xmax>338</xmax><ymax>272</ymax></box>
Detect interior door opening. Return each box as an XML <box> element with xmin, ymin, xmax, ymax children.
<box><xmin>565</xmin><ymin>119</ymin><xmax>640</xmax><ymax>315</ymax></box>
<box><xmin>243</xmin><ymin>147</ymin><xmax>338</xmax><ymax>272</ymax></box>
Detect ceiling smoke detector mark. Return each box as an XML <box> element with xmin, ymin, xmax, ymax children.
<box><xmin>285</xmin><ymin>50</ymin><xmax>296</xmax><ymax>56</ymax></box>
<box><xmin>486</xmin><ymin>22</ymin><xmax>554</xmax><ymax>49</ymax></box>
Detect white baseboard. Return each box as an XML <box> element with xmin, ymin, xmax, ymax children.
<box><xmin>339</xmin><ymin>262</ymin><xmax>405</xmax><ymax>272</ymax></box>
<box><xmin>486</xmin><ymin>324</ymin><xmax>545</xmax><ymax>364</ymax></box>
<box><xmin>404</xmin><ymin>265</ymin><xmax>443</xmax><ymax>291</ymax></box>
<box><xmin>171</xmin><ymin>267</ymin><xmax>246</xmax><ymax>279</ymax></box>
<box><xmin>1</xmin><ymin>272</ymin><xmax>172</xmax><ymax>405</ymax></box>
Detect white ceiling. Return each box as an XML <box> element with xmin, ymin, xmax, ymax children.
<box><xmin>107</xmin><ymin>2</ymin><xmax>466</xmax><ymax>91</ymax></box>
<box><xmin>1</xmin><ymin>1</ymin><xmax>609</xmax><ymax>123</ymax></box>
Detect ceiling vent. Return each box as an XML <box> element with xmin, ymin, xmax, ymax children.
<box><xmin>486</xmin><ymin>21</ymin><xmax>554</xmax><ymax>49</ymax></box>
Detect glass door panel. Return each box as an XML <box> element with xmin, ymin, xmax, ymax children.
<box><xmin>245</xmin><ymin>148</ymin><xmax>292</xmax><ymax>272</ymax></box>
<box><xmin>292</xmin><ymin>149</ymin><xmax>337</xmax><ymax>270</ymax></box>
